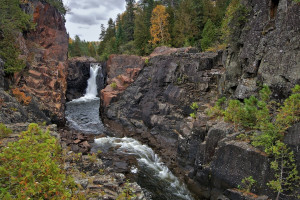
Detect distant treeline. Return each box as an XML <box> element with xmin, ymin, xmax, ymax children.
<box><xmin>68</xmin><ymin>0</ymin><xmax>249</xmax><ymax>61</ymax></box>
<box><xmin>68</xmin><ymin>36</ymin><xmax>99</xmax><ymax>58</ymax></box>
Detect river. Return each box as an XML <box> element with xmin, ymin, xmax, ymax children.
<box><xmin>65</xmin><ymin>63</ymin><xmax>194</xmax><ymax>200</ymax></box>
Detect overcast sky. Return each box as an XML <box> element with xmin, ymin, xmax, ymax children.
<box><xmin>62</xmin><ymin>0</ymin><xmax>126</xmax><ymax>41</ymax></box>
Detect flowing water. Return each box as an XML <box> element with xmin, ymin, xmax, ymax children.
<box><xmin>65</xmin><ymin>64</ymin><xmax>194</xmax><ymax>200</ymax></box>
<box><xmin>65</xmin><ymin>64</ymin><xmax>105</xmax><ymax>134</ymax></box>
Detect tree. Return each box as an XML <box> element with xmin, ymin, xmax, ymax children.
<box><xmin>172</xmin><ymin>0</ymin><xmax>198</xmax><ymax>47</ymax></box>
<box><xmin>200</xmin><ymin>19</ymin><xmax>217</xmax><ymax>51</ymax></box>
<box><xmin>123</xmin><ymin>0</ymin><xmax>136</xmax><ymax>42</ymax></box>
<box><xmin>73</xmin><ymin>35</ymin><xmax>82</xmax><ymax>57</ymax></box>
<box><xmin>99</xmin><ymin>24</ymin><xmax>106</xmax><ymax>41</ymax></box>
<box><xmin>88</xmin><ymin>42</ymin><xmax>96</xmax><ymax>57</ymax></box>
<box><xmin>150</xmin><ymin>5</ymin><xmax>170</xmax><ymax>45</ymax></box>
<box><xmin>134</xmin><ymin>0</ymin><xmax>154</xmax><ymax>55</ymax></box>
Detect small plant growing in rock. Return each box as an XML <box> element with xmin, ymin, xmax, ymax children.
<box><xmin>238</xmin><ymin>176</ymin><xmax>256</xmax><ymax>193</ymax></box>
<box><xmin>190</xmin><ymin>102</ymin><xmax>199</xmax><ymax>119</ymax></box>
<box><xmin>207</xmin><ymin>97</ymin><xmax>226</xmax><ymax>118</ymax></box>
<box><xmin>0</xmin><ymin>123</ymin><xmax>12</xmax><ymax>139</ymax></box>
<box><xmin>144</xmin><ymin>58</ymin><xmax>149</xmax><ymax>65</ymax></box>
<box><xmin>110</xmin><ymin>82</ymin><xmax>118</xmax><ymax>90</ymax></box>
<box><xmin>117</xmin><ymin>180</ymin><xmax>136</xmax><ymax>200</ymax></box>
<box><xmin>12</xmin><ymin>88</ymin><xmax>32</xmax><ymax>105</ymax></box>
<box><xmin>88</xmin><ymin>153</ymin><xmax>97</xmax><ymax>163</ymax></box>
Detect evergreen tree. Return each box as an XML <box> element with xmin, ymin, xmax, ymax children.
<box><xmin>123</xmin><ymin>0</ymin><xmax>136</xmax><ymax>42</ymax></box>
<box><xmin>200</xmin><ymin>19</ymin><xmax>217</xmax><ymax>51</ymax></box>
<box><xmin>134</xmin><ymin>0</ymin><xmax>154</xmax><ymax>55</ymax></box>
<box><xmin>73</xmin><ymin>35</ymin><xmax>82</xmax><ymax>57</ymax></box>
<box><xmin>172</xmin><ymin>0</ymin><xmax>198</xmax><ymax>47</ymax></box>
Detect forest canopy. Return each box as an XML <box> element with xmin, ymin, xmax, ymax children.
<box><xmin>85</xmin><ymin>0</ymin><xmax>242</xmax><ymax>61</ymax></box>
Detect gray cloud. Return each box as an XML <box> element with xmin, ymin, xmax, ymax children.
<box><xmin>78</xmin><ymin>26</ymin><xmax>90</xmax><ymax>30</ymax></box>
<box><xmin>69</xmin><ymin>12</ymin><xmax>107</xmax><ymax>25</ymax></box>
<box><xmin>68</xmin><ymin>0</ymin><xmax>125</xmax><ymax>10</ymax></box>
<box><xmin>63</xmin><ymin>0</ymin><xmax>126</xmax><ymax>41</ymax></box>
<box><xmin>69</xmin><ymin>13</ymin><xmax>97</xmax><ymax>25</ymax></box>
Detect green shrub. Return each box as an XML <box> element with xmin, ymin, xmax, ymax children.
<box><xmin>210</xmin><ymin>85</ymin><xmax>300</xmax><ymax>198</ymax></box>
<box><xmin>207</xmin><ymin>97</ymin><xmax>226</xmax><ymax>118</ymax></box>
<box><xmin>0</xmin><ymin>123</ymin><xmax>12</xmax><ymax>139</ymax></box>
<box><xmin>190</xmin><ymin>102</ymin><xmax>199</xmax><ymax>119</ymax></box>
<box><xmin>0</xmin><ymin>0</ymin><xmax>34</xmax><ymax>73</ymax></box>
<box><xmin>238</xmin><ymin>176</ymin><xmax>256</xmax><ymax>193</ymax></box>
<box><xmin>110</xmin><ymin>82</ymin><xmax>117</xmax><ymax>90</ymax></box>
<box><xmin>0</xmin><ymin>123</ymin><xmax>78</xmax><ymax>199</ymax></box>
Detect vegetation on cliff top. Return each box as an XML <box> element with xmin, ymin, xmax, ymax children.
<box><xmin>207</xmin><ymin>85</ymin><xmax>300</xmax><ymax>199</ymax></box>
<box><xmin>69</xmin><ymin>0</ymin><xmax>247</xmax><ymax>60</ymax></box>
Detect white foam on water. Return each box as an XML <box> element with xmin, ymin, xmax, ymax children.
<box><xmin>71</xmin><ymin>63</ymin><xmax>101</xmax><ymax>103</ymax></box>
<box><xmin>95</xmin><ymin>137</ymin><xmax>194</xmax><ymax>200</ymax></box>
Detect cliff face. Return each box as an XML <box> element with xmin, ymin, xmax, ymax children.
<box><xmin>0</xmin><ymin>1</ymin><xmax>68</xmax><ymax>125</ymax></box>
<box><xmin>17</xmin><ymin>1</ymin><xmax>68</xmax><ymax>125</ymax></box>
<box><xmin>100</xmin><ymin>1</ymin><xmax>300</xmax><ymax>199</ymax></box>
<box><xmin>222</xmin><ymin>0</ymin><xmax>300</xmax><ymax>99</ymax></box>
<box><xmin>100</xmin><ymin>54</ymin><xmax>145</xmax><ymax>107</ymax></box>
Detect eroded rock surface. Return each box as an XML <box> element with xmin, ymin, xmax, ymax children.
<box><xmin>221</xmin><ymin>0</ymin><xmax>300</xmax><ymax>99</ymax></box>
<box><xmin>13</xmin><ymin>1</ymin><xmax>69</xmax><ymax>125</ymax></box>
<box><xmin>100</xmin><ymin>54</ymin><xmax>145</xmax><ymax>107</ymax></box>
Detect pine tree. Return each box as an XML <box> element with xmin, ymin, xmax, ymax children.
<box><xmin>172</xmin><ymin>0</ymin><xmax>198</xmax><ymax>47</ymax></box>
<box><xmin>73</xmin><ymin>35</ymin><xmax>82</xmax><ymax>57</ymax></box>
<box><xmin>200</xmin><ymin>19</ymin><xmax>217</xmax><ymax>51</ymax></box>
<box><xmin>123</xmin><ymin>0</ymin><xmax>136</xmax><ymax>42</ymax></box>
<box><xmin>134</xmin><ymin>0</ymin><xmax>154</xmax><ymax>55</ymax></box>
<box><xmin>150</xmin><ymin>5</ymin><xmax>170</xmax><ymax>45</ymax></box>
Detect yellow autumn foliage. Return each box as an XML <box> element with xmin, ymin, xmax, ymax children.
<box><xmin>150</xmin><ymin>5</ymin><xmax>170</xmax><ymax>45</ymax></box>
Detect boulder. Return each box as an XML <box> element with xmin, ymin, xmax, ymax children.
<box><xmin>210</xmin><ymin>140</ymin><xmax>273</xmax><ymax>197</ymax></box>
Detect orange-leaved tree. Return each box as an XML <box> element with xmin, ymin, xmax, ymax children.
<box><xmin>150</xmin><ymin>5</ymin><xmax>170</xmax><ymax>46</ymax></box>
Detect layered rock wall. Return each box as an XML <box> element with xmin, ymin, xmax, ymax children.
<box><xmin>17</xmin><ymin>0</ymin><xmax>68</xmax><ymax>125</ymax></box>
<box><xmin>0</xmin><ymin>1</ymin><xmax>68</xmax><ymax>125</ymax></box>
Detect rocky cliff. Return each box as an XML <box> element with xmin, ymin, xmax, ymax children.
<box><xmin>0</xmin><ymin>0</ymin><xmax>68</xmax><ymax>125</ymax></box>
<box><xmin>221</xmin><ymin>0</ymin><xmax>300</xmax><ymax>100</ymax></box>
<box><xmin>100</xmin><ymin>0</ymin><xmax>300</xmax><ymax>199</ymax></box>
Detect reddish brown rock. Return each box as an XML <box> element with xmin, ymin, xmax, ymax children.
<box><xmin>16</xmin><ymin>1</ymin><xmax>68</xmax><ymax>125</ymax></box>
<box><xmin>101</xmin><ymin>54</ymin><xmax>145</xmax><ymax>107</ymax></box>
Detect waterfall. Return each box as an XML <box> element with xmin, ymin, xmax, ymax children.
<box><xmin>65</xmin><ymin>63</ymin><xmax>194</xmax><ymax>199</ymax></box>
<box><xmin>65</xmin><ymin>63</ymin><xmax>105</xmax><ymax>134</ymax></box>
<box><xmin>84</xmin><ymin>63</ymin><xmax>100</xmax><ymax>99</ymax></box>
<box><xmin>72</xmin><ymin>63</ymin><xmax>101</xmax><ymax>102</ymax></box>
